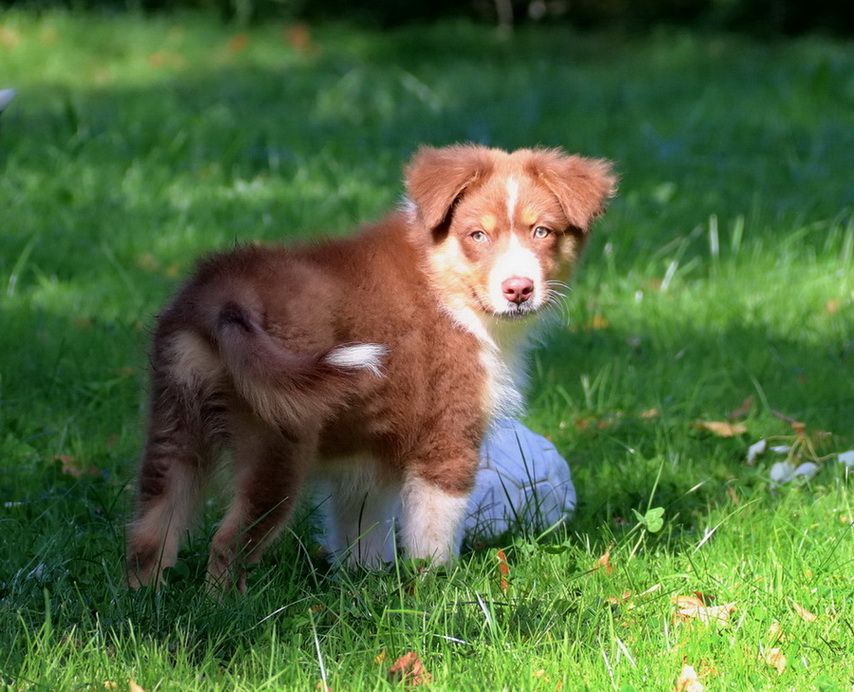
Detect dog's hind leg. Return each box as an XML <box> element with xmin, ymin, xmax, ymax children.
<box><xmin>206</xmin><ymin>415</ymin><xmax>314</xmax><ymax>593</ymax></box>
<box><xmin>126</xmin><ymin>381</ymin><xmax>210</xmax><ymax>589</ymax></box>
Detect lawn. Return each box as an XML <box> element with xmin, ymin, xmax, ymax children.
<box><xmin>1</xmin><ymin>11</ymin><xmax>852</xmax><ymax>689</ymax></box>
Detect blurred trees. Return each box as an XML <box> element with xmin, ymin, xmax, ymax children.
<box><xmin>1</xmin><ymin>0</ymin><xmax>851</xmax><ymax>35</ymax></box>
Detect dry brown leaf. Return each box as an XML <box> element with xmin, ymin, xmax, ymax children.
<box><xmin>103</xmin><ymin>683</ymin><xmax>117</xmax><ymax>690</ymax></box>
<box><xmin>762</xmin><ymin>647</ymin><xmax>787</xmax><ymax>674</ymax></box>
<box><xmin>792</xmin><ymin>601</ymin><xmax>817</xmax><ymax>622</ymax></box>
<box><xmin>54</xmin><ymin>455</ymin><xmax>99</xmax><ymax>479</ymax></box>
<box><xmin>496</xmin><ymin>549</ymin><xmax>510</xmax><ymax>593</ymax></box>
<box><xmin>770</xmin><ymin>410</ymin><xmax>807</xmax><ymax>434</ymax></box>
<box><xmin>128</xmin><ymin>681</ymin><xmax>146</xmax><ymax>692</ymax></box>
<box><xmin>672</xmin><ymin>595</ymin><xmax>735</xmax><ymax>627</ymax></box>
<box><xmin>227</xmin><ymin>33</ymin><xmax>249</xmax><ymax>53</ymax></box>
<box><xmin>586</xmin><ymin>314</ymin><xmax>610</xmax><ymax>330</ymax></box>
<box><xmin>674</xmin><ymin>664</ymin><xmax>705</xmax><ymax>692</ymax></box>
<box><xmin>0</xmin><ymin>26</ymin><xmax>21</xmax><ymax>48</ymax></box>
<box><xmin>284</xmin><ymin>24</ymin><xmax>313</xmax><ymax>54</ymax></box>
<box><xmin>728</xmin><ymin>395</ymin><xmax>755</xmax><ymax>420</ymax></box>
<box><xmin>694</xmin><ymin>421</ymin><xmax>747</xmax><ymax>437</ymax></box>
<box><xmin>767</xmin><ymin>620</ymin><xmax>785</xmax><ymax>642</ymax></box>
<box><xmin>388</xmin><ymin>652</ymin><xmax>431</xmax><ymax>686</ymax></box>
<box><xmin>640</xmin><ymin>407</ymin><xmax>660</xmax><ymax>419</ymax></box>
<box><xmin>593</xmin><ymin>548</ymin><xmax>613</xmax><ymax>576</ymax></box>
<box><xmin>606</xmin><ymin>590</ymin><xmax>632</xmax><ymax>606</ymax></box>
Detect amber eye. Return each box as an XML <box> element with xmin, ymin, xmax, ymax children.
<box><xmin>533</xmin><ymin>226</ymin><xmax>551</xmax><ymax>239</ymax></box>
<box><xmin>470</xmin><ymin>230</ymin><xmax>489</xmax><ymax>243</ymax></box>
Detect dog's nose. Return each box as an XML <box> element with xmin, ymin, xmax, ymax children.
<box><xmin>501</xmin><ymin>277</ymin><xmax>534</xmax><ymax>304</ymax></box>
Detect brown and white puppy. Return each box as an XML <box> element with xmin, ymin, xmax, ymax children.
<box><xmin>126</xmin><ymin>144</ymin><xmax>616</xmax><ymax>591</ymax></box>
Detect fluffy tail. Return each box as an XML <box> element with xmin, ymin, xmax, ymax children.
<box><xmin>215</xmin><ymin>301</ymin><xmax>386</xmax><ymax>428</ymax></box>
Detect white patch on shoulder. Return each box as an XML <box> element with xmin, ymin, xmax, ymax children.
<box><xmin>324</xmin><ymin>343</ymin><xmax>388</xmax><ymax>377</ymax></box>
<box><xmin>399</xmin><ymin>475</ymin><xmax>467</xmax><ymax>564</ymax></box>
<box><xmin>506</xmin><ymin>176</ymin><xmax>519</xmax><ymax>227</ymax></box>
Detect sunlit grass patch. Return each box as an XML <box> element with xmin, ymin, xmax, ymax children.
<box><xmin>1</xmin><ymin>11</ymin><xmax>852</xmax><ymax>689</ymax></box>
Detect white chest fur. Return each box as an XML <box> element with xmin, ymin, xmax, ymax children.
<box><xmin>441</xmin><ymin>303</ymin><xmax>533</xmax><ymax>421</ymax></box>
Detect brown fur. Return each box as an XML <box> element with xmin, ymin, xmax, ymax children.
<box><xmin>126</xmin><ymin>144</ymin><xmax>616</xmax><ymax>591</ymax></box>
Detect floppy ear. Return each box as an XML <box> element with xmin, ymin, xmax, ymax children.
<box><xmin>525</xmin><ymin>149</ymin><xmax>617</xmax><ymax>232</ymax></box>
<box><xmin>404</xmin><ymin>145</ymin><xmax>495</xmax><ymax>231</ymax></box>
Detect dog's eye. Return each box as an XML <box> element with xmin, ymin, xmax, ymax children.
<box><xmin>533</xmin><ymin>226</ymin><xmax>551</xmax><ymax>239</ymax></box>
<box><xmin>470</xmin><ymin>230</ymin><xmax>489</xmax><ymax>243</ymax></box>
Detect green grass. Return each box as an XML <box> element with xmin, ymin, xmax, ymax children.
<box><xmin>1</xmin><ymin>11</ymin><xmax>853</xmax><ymax>689</ymax></box>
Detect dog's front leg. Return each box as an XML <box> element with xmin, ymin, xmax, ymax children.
<box><xmin>399</xmin><ymin>445</ymin><xmax>479</xmax><ymax>565</ymax></box>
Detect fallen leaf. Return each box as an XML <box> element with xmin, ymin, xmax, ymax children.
<box><xmin>0</xmin><ymin>26</ymin><xmax>21</xmax><ymax>48</ymax></box>
<box><xmin>593</xmin><ymin>548</ymin><xmax>613</xmax><ymax>576</ymax></box>
<box><xmin>762</xmin><ymin>647</ymin><xmax>786</xmax><ymax>674</ymax></box>
<box><xmin>672</xmin><ymin>595</ymin><xmax>735</xmax><ymax>627</ymax></box>
<box><xmin>640</xmin><ymin>407</ymin><xmax>660</xmax><ymax>419</ymax></box>
<box><xmin>692</xmin><ymin>591</ymin><xmax>715</xmax><ymax>604</ymax></box>
<box><xmin>129</xmin><ymin>681</ymin><xmax>146</xmax><ymax>692</ymax></box>
<box><xmin>792</xmin><ymin>601</ymin><xmax>817</xmax><ymax>622</ymax></box>
<box><xmin>388</xmin><ymin>652</ymin><xmax>431</xmax><ymax>686</ymax></box>
<box><xmin>728</xmin><ymin>395</ymin><xmax>755</xmax><ymax>420</ymax></box>
<box><xmin>771</xmin><ymin>410</ymin><xmax>806</xmax><ymax>434</ymax></box>
<box><xmin>374</xmin><ymin>650</ymin><xmax>387</xmax><ymax>664</ymax></box>
<box><xmin>228</xmin><ymin>33</ymin><xmax>248</xmax><ymax>53</ymax></box>
<box><xmin>825</xmin><ymin>298</ymin><xmax>840</xmax><ymax>315</ymax></box>
<box><xmin>674</xmin><ymin>663</ymin><xmax>705</xmax><ymax>692</ymax></box>
<box><xmin>136</xmin><ymin>252</ymin><xmax>159</xmax><ymax>271</ymax></box>
<box><xmin>726</xmin><ymin>486</ymin><xmax>740</xmax><ymax>505</ymax></box>
<box><xmin>496</xmin><ymin>549</ymin><xmax>509</xmax><ymax>593</ymax></box>
<box><xmin>767</xmin><ymin>620</ymin><xmax>785</xmax><ymax>641</ymax></box>
<box><xmin>103</xmin><ymin>682</ymin><xmax>117</xmax><ymax>690</ymax></box>
<box><xmin>284</xmin><ymin>23</ymin><xmax>313</xmax><ymax>54</ymax></box>
<box><xmin>586</xmin><ymin>314</ymin><xmax>609</xmax><ymax>330</ymax></box>
<box><xmin>694</xmin><ymin>421</ymin><xmax>747</xmax><ymax>437</ymax></box>
<box><xmin>54</xmin><ymin>455</ymin><xmax>99</xmax><ymax>478</ymax></box>
<box><xmin>606</xmin><ymin>590</ymin><xmax>632</xmax><ymax>605</ymax></box>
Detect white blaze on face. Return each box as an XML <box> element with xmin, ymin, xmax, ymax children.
<box><xmin>487</xmin><ymin>233</ymin><xmax>544</xmax><ymax>311</ymax></box>
<box><xmin>505</xmin><ymin>176</ymin><xmax>519</xmax><ymax>227</ymax></box>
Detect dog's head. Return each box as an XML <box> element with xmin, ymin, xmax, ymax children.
<box><xmin>405</xmin><ymin>145</ymin><xmax>616</xmax><ymax>320</ymax></box>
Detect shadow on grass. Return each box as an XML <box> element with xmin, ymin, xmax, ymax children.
<box><xmin>0</xmin><ymin>23</ymin><xmax>851</xmax><ymax>667</ymax></box>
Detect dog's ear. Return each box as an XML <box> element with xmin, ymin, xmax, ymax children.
<box><xmin>405</xmin><ymin>145</ymin><xmax>495</xmax><ymax>231</ymax></box>
<box><xmin>525</xmin><ymin>149</ymin><xmax>617</xmax><ymax>232</ymax></box>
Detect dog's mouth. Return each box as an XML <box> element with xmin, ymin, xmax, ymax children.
<box><xmin>493</xmin><ymin>301</ymin><xmax>538</xmax><ymax>320</ymax></box>
<box><xmin>470</xmin><ymin>288</ymin><xmax>539</xmax><ymax>320</ymax></box>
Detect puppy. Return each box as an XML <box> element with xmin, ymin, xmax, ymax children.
<box><xmin>126</xmin><ymin>144</ymin><xmax>616</xmax><ymax>590</ymax></box>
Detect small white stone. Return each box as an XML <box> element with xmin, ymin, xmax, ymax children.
<box><xmin>770</xmin><ymin>461</ymin><xmax>796</xmax><ymax>485</ymax></box>
<box><xmin>0</xmin><ymin>88</ymin><xmax>15</xmax><ymax>112</ymax></box>
<box><xmin>793</xmin><ymin>462</ymin><xmax>819</xmax><ymax>480</ymax></box>
<box><xmin>746</xmin><ymin>439</ymin><xmax>767</xmax><ymax>464</ymax></box>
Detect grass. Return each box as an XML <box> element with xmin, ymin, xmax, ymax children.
<box><xmin>1</xmin><ymin>10</ymin><xmax>852</xmax><ymax>689</ymax></box>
